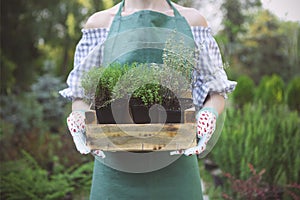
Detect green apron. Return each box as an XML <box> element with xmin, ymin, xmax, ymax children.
<box><xmin>90</xmin><ymin>1</ymin><xmax>203</xmax><ymax>199</ymax></box>
<box><xmin>102</xmin><ymin>0</ymin><xmax>195</xmax><ymax>66</ymax></box>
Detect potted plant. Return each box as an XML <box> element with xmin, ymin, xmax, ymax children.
<box><xmin>111</xmin><ymin>37</ymin><xmax>196</xmax><ymax>124</ymax></box>
<box><xmin>156</xmin><ymin>37</ymin><xmax>196</xmax><ymax>123</ymax></box>
<box><xmin>112</xmin><ymin>64</ymin><xmax>162</xmax><ymax>123</ymax></box>
<box><xmin>81</xmin><ymin>63</ymin><xmax>137</xmax><ymax>124</ymax></box>
<box><xmin>153</xmin><ymin>71</ymin><xmax>193</xmax><ymax>123</ymax></box>
<box><xmin>112</xmin><ymin>64</ymin><xmax>193</xmax><ymax>123</ymax></box>
<box><xmin>130</xmin><ymin>83</ymin><xmax>162</xmax><ymax>124</ymax></box>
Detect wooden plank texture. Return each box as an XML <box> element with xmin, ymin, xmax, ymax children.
<box><xmin>85</xmin><ymin>108</ymin><xmax>196</xmax><ymax>151</ymax></box>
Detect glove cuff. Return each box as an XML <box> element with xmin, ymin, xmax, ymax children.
<box><xmin>197</xmin><ymin>107</ymin><xmax>219</xmax><ymax>119</ymax></box>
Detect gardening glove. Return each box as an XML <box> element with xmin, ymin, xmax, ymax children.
<box><xmin>67</xmin><ymin>111</ymin><xmax>105</xmax><ymax>158</ymax></box>
<box><xmin>170</xmin><ymin>107</ymin><xmax>218</xmax><ymax>156</ymax></box>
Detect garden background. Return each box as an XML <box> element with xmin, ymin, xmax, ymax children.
<box><xmin>1</xmin><ymin>0</ymin><xmax>299</xmax><ymax>199</ymax></box>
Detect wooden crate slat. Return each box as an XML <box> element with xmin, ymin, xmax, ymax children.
<box><xmin>86</xmin><ymin>123</ymin><xmax>196</xmax><ymax>151</ymax></box>
<box><xmin>85</xmin><ymin>108</ymin><xmax>196</xmax><ymax>151</ymax></box>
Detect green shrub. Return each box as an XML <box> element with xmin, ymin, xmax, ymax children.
<box><xmin>223</xmin><ymin>164</ymin><xmax>300</xmax><ymax>200</ymax></box>
<box><xmin>255</xmin><ymin>74</ymin><xmax>285</xmax><ymax>106</ymax></box>
<box><xmin>286</xmin><ymin>76</ymin><xmax>300</xmax><ymax>112</ymax></box>
<box><xmin>31</xmin><ymin>74</ymin><xmax>68</xmax><ymax>132</ymax></box>
<box><xmin>64</xmin><ymin>161</ymin><xmax>94</xmax><ymax>197</ymax></box>
<box><xmin>0</xmin><ymin>151</ymin><xmax>73</xmax><ymax>200</ymax></box>
<box><xmin>0</xmin><ymin>93</ymin><xmax>44</xmax><ymax>134</ymax></box>
<box><xmin>232</xmin><ymin>75</ymin><xmax>255</xmax><ymax>107</ymax></box>
<box><xmin>0</xmin><ymin>151</ymin><xmax>94</xmax><ymax>200</ymax></box>
<box><xmin>0</xmin><ymin>74</ymin><xmax>67</xmax><ymax>135</ymax></box>
<box><xmin>211</xmin><ymin>102</ymin><xmax>300</xmax><ymax>187</ymax></box>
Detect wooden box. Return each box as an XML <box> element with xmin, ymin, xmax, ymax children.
<box><xmin>85</xmin><ymin>107</ymin><xmax>196</xmax><ymax>152</ymax></box>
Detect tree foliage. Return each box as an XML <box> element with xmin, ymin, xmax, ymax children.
<box><xmin>0</xmin><ymin>0</ymin><xmax>118</xmax><ymax>94</ymax></box>
<box><xmin>220</xmin><ymin>0</ymin><xmax>261</xmax><ymax>47</ymax></box>
<box><xmin>218</xmin><ymin>0</ymin><xmax>262</xmax><ymax>79</ymax></box>
<box><xmin>218</xmin><ymin>0</ymin><xmax>300</xmax><ymax>83</ymax></box>
<box><xmin>1</xmin><ymin>0</ymin><xmax>46</xmax><ymax>93</ymax></box>
<box><xmin>221</xmin><ymin>0</ymin><xmax>245</xmax><ymax>44</ymax></box>
<box><xmin>238</xmin><ymin>10</ymin><xmax>300</xmax><ymax>82</ymax></box>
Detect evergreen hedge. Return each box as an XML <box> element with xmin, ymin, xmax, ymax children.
<box><xmin>286</xmin><ymin>76</ymin><xmax>300</xmax><ymax>113</ymax></box>
<box><xmin>211</xmin><ymin>102</ymin><xmax>300</xmax><ymax>186</ymax></box>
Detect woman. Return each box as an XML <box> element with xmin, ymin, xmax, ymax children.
<box><xmin>61</xmin><ymin>0</ymin><xmax>236</xmax><ymax>199</ymax></box>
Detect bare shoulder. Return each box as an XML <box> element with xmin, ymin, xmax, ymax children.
<box><xmin>84</xmin><ymin>3</ymin><xmax>208</xmax><ymax>29</ymax></box>
<box><xmin>84</xmin><ymin>4</ymin><xmax>119</xmax><ymax>29</ymax></box>
<box><xmin>173</xmin><ymin>4</ymin><xmax>208</xmax><ymax>27</ymax></box>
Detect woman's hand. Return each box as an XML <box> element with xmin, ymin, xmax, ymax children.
<box><xmin>170</xmin><ymin>107</ymin><xmax>218</xmax><ymax>156</ymax></box>
<box><xmin>171</xmin><ymin>94</ymin><xmax>224</xmax><ymax>156</ymax></box>
<box><xmin>67</xmin><ymin>111</ymin><xmax>91</xmax><ymax>154</ymax></box>
<box><xmin>67</xmin><ymin>110</ymin><xmax>105</xmax><ymax>158</ymax></box>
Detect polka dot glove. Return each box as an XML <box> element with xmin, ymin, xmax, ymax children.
<box><xmin>67</xmin><ymin>111</ymin><xmax>105</xmax><ymax>158</ymax></box>
<box><xmin>170</xmin><ymin>107</ymin><xmax>218</xmax><ymax>156</ymax></box>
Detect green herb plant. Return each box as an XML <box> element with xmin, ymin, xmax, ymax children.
<box><xmin>160</xmin><ymin>35</ymin><xmax>197</xmax><ymax>109</ymax></box>
<box><xmin>81</xmin><ymin>63</ymin><xmax>137</xmax><ymax>108</ymax></box>
<box><xmin>81</xmin><ymin>67</ymin><xmax>105</xmax><ymax>104</ymax></box>
<box><xmin>113</xmin><ymin>63</ymin><xmax>162</xmax><ymax>106</ymax></box>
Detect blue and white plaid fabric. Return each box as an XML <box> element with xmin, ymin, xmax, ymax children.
<box><xmin>59</xmin><ymin>27</ymin><xmax>236</xmax><ymax>109</ymax></box>
<box><xmin>191</xmin><ymin>26</ymin><xmax>236</xmax><ymax>110</ymax></box>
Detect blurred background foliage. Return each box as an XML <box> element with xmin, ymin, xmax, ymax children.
<box><xmin>0</xmin><ymin>0</ymin><xmax>299</xmax><ymax>199</ymax></box>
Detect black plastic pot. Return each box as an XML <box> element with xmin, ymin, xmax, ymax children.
<box><xmin>96</xmin><ymin>98</ymin><xmax>133</xmax><ymax>124</ymax></box>
<box><xmin>97</xmin><ymin>97</ymin><xmax>193</xmax><ymax>124</ymax></box>
<box><xmin>130</xmin><ymin>104</ymin><xmax>161</xmax><ymax>124</ymax></box>
<box><xmin>178</xmin><ymin>98</ymin><xmax>193</xmax><ymax>109</ymax></box>
<box><xmin>96</xmin><ymin>104</ymin><xmax>115</xmax><ymax>124</ymax></box>
<box><xmin>158</xmin><ymin>109</ymin><xmax>182</xmax><ymax>123</ymax></box>
<box><xmin>159</xmin><ymin>98</ymin><xmax>193</xmax><ymax>123</ymax></box>
<box><xmin>129</xmin><ymin>98</ymin><xmax>193</xmax><ymax>124</ymax></box>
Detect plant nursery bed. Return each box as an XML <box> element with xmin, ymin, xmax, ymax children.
<box><xmin>85</xmin><ymin>107</ymin><xmax>196</xmax><ymax>152</ymax></box>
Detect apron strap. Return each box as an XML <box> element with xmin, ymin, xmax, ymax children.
<box><xmin>116</xmin><ymin>0</ymin><xmax>181</xmax><ymax>17</ymax></box>
<box><xmin>116</xmin><ymin>0</ymin><xmax>125</xmax><ymax>16</ymax></box>
<box><xmin>166</xmin><ymin>0</ymin><xmax>181</xmax><ymax>17</ymax></box>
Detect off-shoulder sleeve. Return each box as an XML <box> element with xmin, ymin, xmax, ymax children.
<box><xmin>59</xmin><ymin>28</ymin><xmax>108</xmax><ymax>101</ymax></box>
<box><xmin>191</xmin><ymin>27</ymin><xmax>237</xmax><ymax>110</ymax></box>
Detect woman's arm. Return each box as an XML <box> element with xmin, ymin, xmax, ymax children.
<box><xmin>72</xmin><ymin>99</ymin><xmax>90</xmax><ymax>111</ymax></box>
<box><xmin>202</xmin><ymin>93</ymin><xmax>225</xmax><ymax>116</ymax></box>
